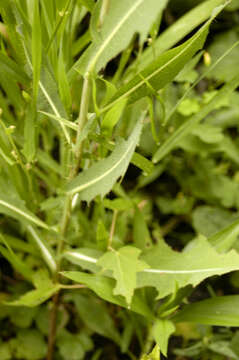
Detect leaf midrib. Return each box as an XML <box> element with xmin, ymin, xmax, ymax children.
<box><xmin>0</xmin><ymin>199</ymin><xmax>49</xmax><ymax>229</ymax></box>
<box><xmin>66</xmin><ymin>251</ymin><xmax>237</xmax><ymax>274</ymax></box>
<box><xmin>102</xmin><ymin>20</ymin><xmax>208</xmax><ymax>113</ymax></box>
<box><xmin>67</xmin><ymin>134</ymin><xmax>138</xmax><ymax>195</ymax></box>
<box><xmin>86</xmin><ymin>0</ymin><xmax>145</xmax><ymax>73</ymax></box>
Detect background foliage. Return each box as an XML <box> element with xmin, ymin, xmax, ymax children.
<box><xmin>1</xmin><ymin>0</ymin><xmax>239</xmax><ymax>359</ymax></box>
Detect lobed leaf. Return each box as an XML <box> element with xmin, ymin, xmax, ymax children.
<box><xmin>97</xmin><ymin>246</ymin><xmax>149</xmax><ymax>305</ymax></box>
<box><xmin>138</xmin><ymin>236</ymin><xmax>239</xmax><ymax>299</ymax></box>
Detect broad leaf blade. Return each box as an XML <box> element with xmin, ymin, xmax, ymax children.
<box><xmin>65</xmin><ymin>119</ymin><xmax>143</xmax><ymax>199</ymax></box>
<box><xmin>61</xmin><ymin>271</ymin><xmax>154</xmax><ymax>319</ymax></box>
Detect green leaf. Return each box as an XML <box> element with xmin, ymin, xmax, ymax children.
<box><xmin>6</xmin><ymin>283</ymin><xmax>60</xmax><ymax>307</ymax></box>
<box><xmin>0</xmin><ymin>341</ymin><xmax>11</xmax><ymax>360</ymax></box>
<box><xmin>56</xmin><ymin>329</ymin><xmax>85</xmax><ymax>360</ymax></box>
<box><xmin>226</xmin><ymin>0</ymin><xmax>239</xmax><ymax>10</ymax></box>
<box><xmin>141</xmin><ymin>345</ymin><xmax>160</xmax><ymax>360</ymax></box>
<box><xmin>37</xmin><ymin>64</ymin><xmax>71</xmax><ymax>143</ymax></box>
<box><xmin>101</xmin><ymin>98</ymin><xmax>127</xmax><ymax>136</ymax></box>
<box><xmin>153</xmin><ymin>73</ymin><xmax>239</xmax><ymax>163</ymax></box>
<box><xmin>9</xmin><ymin>306</ymin><xmax>37</xmax><ymax>329</ymax></box>
<box><xmin>153</xmin><ymin>319</ymin><xmax>175</xmax><ymax>356</ymax></box>
<box><xmin>27</xmin><ymin>226</ymin><xmax>57</xmax><ymax>274</ymax></box>
<box><xmin>70</xmin><ymin>293</ymin><xmax>121</xmax><ymax>344</ymax></box>
<box><xmin>104</xmin><ymin>11</ymin><xmax>219</xmax><ymax>110</ymax></box>
<box><xmin>61</xmin><ymin>271</ymin><xmax>154</xmax><ymax>318</ymax></box>
<box><xmin>131</xmin><ymin>152</ymin><xmax>154</xmax><ymax>175</ymax></box>
<box><xmin>138</xmin><ymin>236</ymin><xmax>239</xmax><ymax>299</ymax></box>
<box><xmin>70</xmin><ymin>0</ymin><xmax>169</xmax><ymax>76</ymax></box>
<box><xmin>133</xmin><ymin>206</ymin><xmax>152</xmax><ymax>250</ymax></box>
<box><xmin>77</xmin><ymin>0</ymin><xmax>95</xmax><ymax>12</ymax></box>
<box><xmin>58</xmin><ymin>43</ymin><xmax>72</xmax><ymax>113</ymax></box>
<box><xmin>63</xmin><ymin>248</ymin><xmax>103</xmax><ymax>273</ymax></box>
<box><xmin>209</xmin><ymin>217</ymin><xmax>239</xmax><ymax>253</ymax></box>
<box><xmin>103</xmin><ymin>198</ymin><xmax>133</xmax><ymax>211</ymax></box>
<box><xmin>22</xmin><ymin>105</ymin><xmax>36</xmax><ymax>163</ymax></box>
<box><xmin>65</xmin><ymin>118</ymin><xmax>143</xmax><ymax>199</ymax></box>
<box><xmin>0</xmin><ymin>239</ymin><xmax>33</xmax><ymax>282</ymax></box>
<box><xmin>0</xmin><ymin>194</ymin><xmax>49</xmax><ymax>230</ymax></box>
<box><xmin>0</xmin><ymin>53</ymin><xmax>29</xmax><ymax>85</ymax></box>
<box><xmin>191</xmin><ymin>124</ymin><xmax>224</xmax><ymax>144</ymax></box>
<box><xmin>11</xmin><ymin>329</ymin><xmax>47</xmax><ymax>360</ymax></box>
<box><xmin>173</xmin><ymin>295</ymin><xmax>239</xmax><ymax>327</ymax></box>
<box><xmin>97</xmin><ymin>246</ymin><xmax>149</xmax><ymax>305</ymax></box>
<box><xmin>206</xmin><ymin>30</ymin><xmax>239</xmax><ymax>82</ymax></box>
<box><xmin>129</xmin><ymin>0</ymin><xmax>228</xmax><ymax>73</ymax></box>
<box><xmin>192</xmin><ymin>205</ymin><xmax>237</xmax><ymax>238</ymax></box>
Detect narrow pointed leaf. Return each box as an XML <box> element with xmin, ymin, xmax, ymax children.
<box><xmin>0</xmin><ymin>241</ymin><xmax>33</xmax><ymax>282</ymax></box>
<box><xmin>173</xmin><ymin>295</ymin><xmax>239</xmax><ymax>327</ymax></box>
<box><xmin>70</xmin><ymin>0</ymin><xmax>168</xmax><ymax>76</ymax></box>
<box><xmin>6</xmin><ymin>284</ymin><xmax>61</xmax><ymax>307</ymax></box>
<box><xmin>27</xmin><ymin>226</ymin><xmax>56</xmax><ymax>274</ymax></box>
<box><xmin>209</xmin><ymin>217</ymin><xmax>239</xmax><ymax>253</ymax></box>
<box><xmin>0</xmin><ymin>194</ymin><xmax>49</xmax><ymax>230</ymax></box>
<box><xmin>65</xmin><ymin>119</ymin><xmax>143</xmax><ymax>199</ymax></box>
<box><xmin>128</xmin><ymin>0</ymin><xmax>228</xmax><ymax>74</ymax></box>
<box><xmin>104</xmin><ymin>10</ymin><xmax>222</xmax><ymax>110</ymax></box>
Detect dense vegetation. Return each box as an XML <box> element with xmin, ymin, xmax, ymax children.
<box><xmin>1</xmin><ymin>0</ymin><xmax>239</xmax><ymax>359</ymax></box>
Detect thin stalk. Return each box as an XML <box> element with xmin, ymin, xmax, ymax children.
<box><xmin>108</xmin><ymin>210</ymin><xmax>118</xmax><ymax>249</ymax></box>
<box><xmin>47</xmin><ymin>73</ymin><xmax>92</xmax><ymax>360</ymax></box>
<box><xmin>60</xmin><ymin>284</ymin><xmax>86</xmax><ymax>289</ymax></box>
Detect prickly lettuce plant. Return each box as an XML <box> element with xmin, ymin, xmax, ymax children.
<box><xmin>1</xmin><ymin>0</ymin><xmax>239</xmax><ymax>359</ymax></box>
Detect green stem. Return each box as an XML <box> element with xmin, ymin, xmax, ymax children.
<box><xmin>47</xmin><ymin>73</ymin><xmax>92</xmax><ymax>360</ymax></box>
<box><xmin>108</xmin><ymin>210</ymin><xmax>118</xmax><ymax>249</ymax></box>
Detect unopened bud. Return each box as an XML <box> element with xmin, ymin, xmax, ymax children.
<box><xmin>204</xmin><ymin>51</ymin><xmax>211</xmax><ymax>67</ymax></box>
